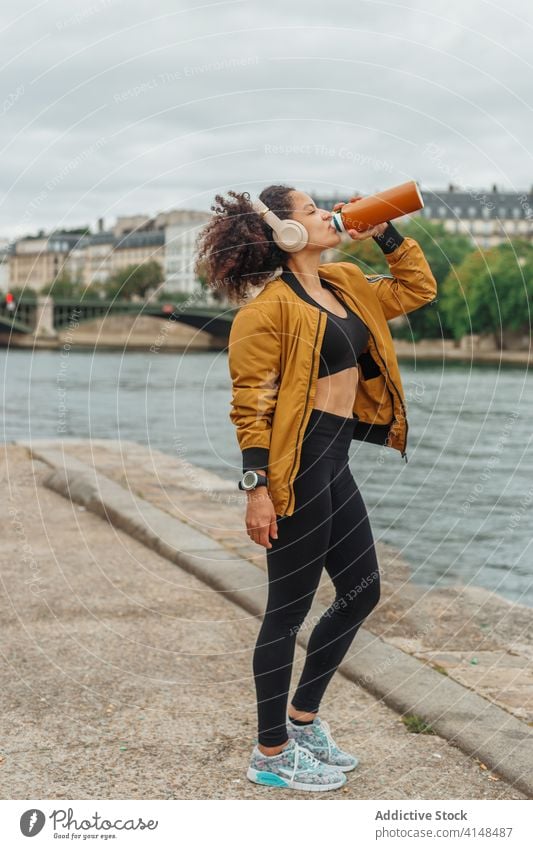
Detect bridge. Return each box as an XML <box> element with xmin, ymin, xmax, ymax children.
<box><xmin>0</xmin><ymin>297</ymin><xmax>236</xmax><ymax>342</ymax></box>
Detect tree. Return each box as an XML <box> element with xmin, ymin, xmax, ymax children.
<box><xmin>394</xmin><ymin>220</ymin><xmax>473</xmax><ymax>340</ymax></box>
<box><xmin>7</xmin><ymin>285</ymin><xmax>38</xmax><ymax>302</ymax></box>
<box><xmin>333</xmin><ymin>234</ymin><xmax>389</xmax><ymax>276</ymax></box>
<box><xmin>440</xmin><ymin>239</ymin><xmax>533</xmax><ymax>346</ymax></box>
<box><xmin>154</xmin><ymin>288</ymin><xmax>190</xmax><ymax>304</ymax></box>
<box><xmin>196</xmin><ymin>258</ymin><xmax>225</xmax><ymax>303</ymax></box>
<box><xmin>103</xmin><ymin>260</ymin><xmax>164</xmax><ymax>301</ymax></box>
<box><xmin>44</xmin><ymin>270</ymin><xmax>85</xmax><ymax>300</ymax></box>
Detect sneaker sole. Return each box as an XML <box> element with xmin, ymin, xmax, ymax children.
<box><xmin>246</xmin><ymin>767</ymin><xmax>346</xmax><ymax>792</ymax></box>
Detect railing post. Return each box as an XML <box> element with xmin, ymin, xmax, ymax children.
<box><xmin>32</xmin><ymin>295</ymin><xmax>57</xmax><ymax>338</ymax></box>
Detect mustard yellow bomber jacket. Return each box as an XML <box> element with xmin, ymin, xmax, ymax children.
<box><xmin>228</xmin><ymin>235</ymin><xmax>437</xmax><ymax>517</ymax></box>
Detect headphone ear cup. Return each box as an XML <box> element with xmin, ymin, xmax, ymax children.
<box><xmin>251</xmin><ymin>198</ymin><xmax>308</xmax><ymax>253</ymax></box>
<box><xmin>272</xmin><ymin>219</ymin><xmax>308</xmax><ymax>253</ymax></box>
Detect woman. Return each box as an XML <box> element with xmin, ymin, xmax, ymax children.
<box><xmin>195</xmin><ymin>185</ymin><xmax>437</xmax><ymax>792</ymax></box>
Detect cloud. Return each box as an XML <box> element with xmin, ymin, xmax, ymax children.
<box><xmin>1</xmin><ymin>0</ymin><xmax>531</xmax><ymax>237</ymax></box>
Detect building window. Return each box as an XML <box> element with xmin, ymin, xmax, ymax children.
<box><xmin>468</xmin><ymin>206</ymin><xmax>476</xmax><ymax>217</ymax></box>
<box><xmin>425</xmin><ymin>205</ymin><xmax>432</xmax><ymax>217</ymax></box>
<box><xmin>439</xmin><ymin>205</ymin><xmax>446</xmax><ymax>217</ymax></box>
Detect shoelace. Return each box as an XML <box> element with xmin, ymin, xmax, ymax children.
<box><xmin>291</xmin><ymin>742</ymin><xmax>322</xmax><ymax>781</ymax></box>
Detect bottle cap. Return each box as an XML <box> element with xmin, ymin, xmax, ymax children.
<box><xmin>330</xmin><ymin>212</ymin><xmax>346</xmax><ymax>233</ymax></box>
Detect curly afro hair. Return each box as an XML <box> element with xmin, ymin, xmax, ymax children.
<box><xmin>194</xmin><ymin>184</ymin><xmax>296</xmax><ymax>303</ymax></box>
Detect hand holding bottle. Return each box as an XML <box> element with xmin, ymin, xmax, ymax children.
<box><xmin>332</xmin><ymin>196</ymin><xmax>389</xmax><ymax>241</ymax></box>
<box><xmin>331</xmin><ymin>181</ymin><xmax>424</xmax><ymax>236</ymax></box>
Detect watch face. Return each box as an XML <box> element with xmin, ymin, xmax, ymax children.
<box><xmin>242</xmin><ymin>471</ymin><xmax>258</xmax><ymax>489</ymax></box>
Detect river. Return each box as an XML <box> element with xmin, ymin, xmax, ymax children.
<box><xmin>2</xmin><ymin>348</ymin><xmax>532</xmax><ymax>607</ymax></box>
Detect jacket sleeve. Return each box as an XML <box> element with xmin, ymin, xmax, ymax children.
<box><xmin>227</xmin><ymin>305</ymin><xmax>281</xmax><ymax>475</ymax></box>
<box><xmin>361</xmin><ymin>223</ymin><xmax>438</xmax><ymax>321</ymax></box>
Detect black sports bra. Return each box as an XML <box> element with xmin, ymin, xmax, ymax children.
<box><xmin>316</xmin><ymin>287</ymin><xmax>369</xmax><ymax>377</ymax></box>
<box><xmin>281</xmin><ymin>269</ymin><xmax>369</xmax><ymax>377</ymax></box>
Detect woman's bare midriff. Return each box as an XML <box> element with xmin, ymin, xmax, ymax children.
<box><xmin>303</xmin><ymin>284</ymin><xmax>362</xmax><ymax>419</ymax></box>
<box><xmin>247</xmin><ymin>368</ymin><xmax>360</xmax><ymax>502</ymax></box>
<box><xmin>312</xmin><ymin>366</ymin><xmax>359</xmax><ymax>418</ymax></box>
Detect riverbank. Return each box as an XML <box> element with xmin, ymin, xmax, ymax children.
<box><xmin>2</xmin><ymin>440</ymin><xmax>530</xmax><ymax>799</ymax></box>
<box><xmin>1</xmin><ymin>322</ymin><xmax>532</xmax><ymax>364</ymax></box>
<box><xmin>0</xmin><ymin>313</ymin><xmax>224</xmax><ymax>351</ymax></box>
<box><xmin>394</xmin><ymin>336</ymin><xmax>532</xmax><ymax>366</ymax></box>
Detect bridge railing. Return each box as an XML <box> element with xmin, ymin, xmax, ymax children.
<box><xmin>0</xmin><ymin>298</ymin><xmax>235</xmax><ymax>334</ymax></box>
<box><xmin>0</xmin><ymin>301</ymin><xmax>36</xmax><ymax>326</ymax></box>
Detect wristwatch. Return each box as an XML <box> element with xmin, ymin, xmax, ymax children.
<box><xmin>238</xmin><ymin>470</ymin><xmax>268</xmax><ymax>491</ymax></box>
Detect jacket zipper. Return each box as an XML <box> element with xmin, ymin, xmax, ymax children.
<box><xmin>364</xmin><ymin>324</ymin><xmax>409</xmax><ymax>462</ymax></box>
<box><xmin>286</xmin><ymin>311</ymin><xmax>323</xmax><ymax>514</ymax></box>
<box><xmin>286</xmin><ymin>294</ymin><xmax>408</xmax><ymax>514</ymax></box>
<box><xmin>323</xmin><ymin>280</ymin><xmax>409</xmax><ymax>462</ymax></box>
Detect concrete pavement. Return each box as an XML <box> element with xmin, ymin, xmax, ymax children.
<box><xmin>1</xmin><ymin>441</ymin><xmax>530</xmax><ymax>798</ymax></box>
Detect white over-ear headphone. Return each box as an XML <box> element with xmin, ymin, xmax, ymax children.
<box><xmin>252</xmin><ymin>198</ymin><xmax>308</xmax><ymax>253</ymax></box>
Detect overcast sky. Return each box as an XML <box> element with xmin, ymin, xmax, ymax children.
<box><xmin>1</xmin><ymin>0</ymin><xmax>532</xmax><ymax>238</ymax></box>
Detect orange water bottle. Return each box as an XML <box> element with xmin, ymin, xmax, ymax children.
<box><xmin>331</xmin><ymin>180</ymin><xmax>424</xmax><ymax>233</ymax></box>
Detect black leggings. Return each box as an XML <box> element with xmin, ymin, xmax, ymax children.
<box><xmin>253</xmin><ymin>407</ymin><xmax>381</xmax><ymax>747</ymax></box>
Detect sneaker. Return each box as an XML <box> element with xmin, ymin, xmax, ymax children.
<box><xmin>247</xmin><ymin>737</ymin><xmax>347</xmax><ymax>792</ymax></box>
<box><xmin>287</xmin><ymin>716</ymin><xmax>359</xmax><ymax>771</ymax></box>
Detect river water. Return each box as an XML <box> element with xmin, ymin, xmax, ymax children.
<box><xmin>2</xmin><ymin>348</ymin><xmax>532</xmax><ymax>607</ymax></box>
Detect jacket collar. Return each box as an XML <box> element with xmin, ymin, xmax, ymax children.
<box><xmin>277</xmin><ymin>264</ymin><xmax>373</xmax><ymax>330</ymax></box>
<box><xmin>278</xmin><ymin>265</ymin><xmax>343</xmax><ymax>306</ymax></box>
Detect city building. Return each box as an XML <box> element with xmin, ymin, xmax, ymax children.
<box><xmin>81</xmin><ymin>230</ymin><xmax>115</xmax><ymax>285</ymax></box>
<box><xmin>111</xmin><ymin>229</ymin><xmax>165</xmax><ymax>276</ymax></box>
<box><xmin>418</xmin><ymin>184</ymin><xmax>533</xmax><ymax>248</ymax></box>
<box><xmin>113</xmin><ymin>214</ymin><xmax>153</xmax><ymax>238</ymax></box>
<box><xmin>7</xmin><ymin>210</ymin><xmax>210</xmax><ymax>298</ymax></box>
<box><xmin>9</xmin><ymin>231</ymin><xmax>86</xmax><ymax>291</ymax></box>
<box><xmin>0</xmin><ymin>239</ymin><xmax>10</xmax><ymax>291</ymax></box>
<box><xmin>162</xmin><ymin>210</ymin><xmax>211</xmax><ymax>298</ymax></box>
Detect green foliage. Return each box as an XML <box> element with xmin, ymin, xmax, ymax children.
<box><xmin>196</xmin><ymin>259</ymin><xmax>208</xmax><ymax>289</ymax></box>
<box><xmin>196</xmin><ymin>258</ymin><xmax>225</xmax><ymax>302</ymax></box>
<box><xmin>154</xmin><ymin>289</ymin><xmax>189</xmax><ymax>303</ymax></box>
<box><xmin>334</xmin><ymin>234</ymin><xmax>390</xmax><ymax>275</ymax></box>
<box><xmin>43</xmin><ymin>270</ymin><xmax>85</xmax><ymax>300</ymax></box>
<box><xmin>403</xmin><ymin>219</ymin><xmax>473</xmax><ymax>285</ymax></box>
<box><xmin>102</xmin><ymin>260</ymin><xmax>164</xmax><ymax>301</ymax></box>
<box><xmin>6</xmin><ymin>286</ymin><xmax>39</xmax><ymax>303</ymax></box>
<box><xmin>440</xmin><ymin>239</ymin><xmax>533</xmax><ymax>344</ymax></box>
<box><xmin>400</xmin><ymin>714</ymin><xmax>436</xmax><ymax>734</ymax></box>
<box><xmin>393</xmin><ymin>220</ymin><xmax>473</xmax><ymax>341</ymax></box>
